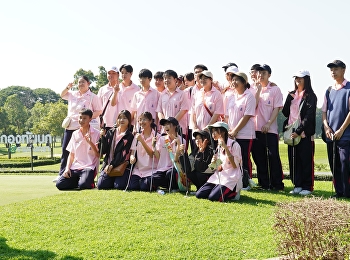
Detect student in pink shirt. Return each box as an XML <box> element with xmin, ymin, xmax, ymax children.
<box><xmin>131</xmin><ymin>69</ymin><xmax>159</xmax><ymax>131</ymax></box>
<box><xmin>110</xmin><ymin>64</ymin><xmax>140</xmax><ymax>127</ymax></box>
<box><xmin>128</xmin><ymin>112</ymin><xmax>158</xmax><ymax>191</ymax></box>
<box><xmin>251</xmin><ymin>64</ymin><xmax>284</xmax><ymax>191</ymax></box>
<box><xmin>225</xmin><ymin>71</ymin><xmax>256</xmax><ymax>189</ymax></box>
<box><xmin>57</xmin><ymin>76</ymin><xmax>102</xmax><ymax>181</ymax></box>
<box><xmin>191</xmin><ymin>71</ymin><xmax>224</xmax><ymax>132</ymax></box>
<box><xmin>157</xmin><ymin>70</ymin><xmax>190</xmax><ymax>136</ymax></box>
<box><xmin>97</xmin><ymin>66</ymin><xmax>120</xmax><ymax>131</ymax></box>
<box><xmin>152</xmin><ymin>117</ymin><xmax>185</xmax><ymax>190</ymax></box>
<box><xmin>56</xmin><ymin>109</ymin><xmax>100</xmax><ymax>190</ymax></box>
<box><xmin>223</xmin><ymin>66</ymin><xmax>239</xmax><ymax>113</ymax></box>
<box><xmin>97</xmin><ymin>110</ymin><xmax>134</xmax><ymax>189</ymax></box>
<box><xmin>196</xmin><ymin>122</ymin><xmax>242</xmax><ymax>202</ymax></box>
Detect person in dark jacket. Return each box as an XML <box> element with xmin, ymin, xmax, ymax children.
<box><xmin>97</xmin><ymin>110</ymin><xmax>134</xmax><ymax>189</ymax></box>
<box><xmin>187</xmin><ymin>130</ymin><xmax>214</xmax><ymax>190</ymax></box>
<box><xmin>282</xmin><ymin>70</ymin><xmax>317</xmax><ymax>195</ymax></box>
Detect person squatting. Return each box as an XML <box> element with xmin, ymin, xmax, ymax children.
<box><xmin>56</xmin><ymin>60</ymin><xmax>350</xmax><ymax>201</ymax></box>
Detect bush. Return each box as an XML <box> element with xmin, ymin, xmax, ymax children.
<box><xmin>0</xmin><ymin>158</ymin><xmax>60</xmax><ymax>168</ymax></box>
<box><xmin>274</xmin><ymin>197</ymin><xmax>350</xmax><ymax>259</ymax></box>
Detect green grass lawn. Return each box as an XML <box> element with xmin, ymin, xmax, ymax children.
<box><xmin>0</xmin><ymin>175</ymin><xmax>346</xmax><ymax>260</ymax></box>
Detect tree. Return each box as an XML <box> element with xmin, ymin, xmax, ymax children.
<box><xmin>3</xmin><ymin>94</ymin><xmax>28</xmax><ymax>134</ymax></box>
<box><xmin>95</xmin><ymin>66</ymin><xmax>109</xmax><ymax>92</ymax></box>
<box><xmin>43</xmin><ymin>101</ymin><xmax>67</xmax><ymax>137</ymax></box>
<box><xmin>0</xmin><ymin>86</ymin><xmax>37</xmax><ymax>109</ymax></box>
<box><xmin>27</xmin><ymin>102</ymin><xmax>49</xmax><ymax>134</ymax></box>
<box><xmin>33</xmin><ymin>88</ymin><xmax>60</xmax><ymax>104</ymax></box>
<box><xmin>0</xmin><ymin>108</ymin><xmax>10</xmax><ymax>134</ymax></box>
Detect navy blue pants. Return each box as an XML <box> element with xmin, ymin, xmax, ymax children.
<box><xmin>97</xmin><ymin>168</ymin><xmax>131</xmax><ymax>190</ymax></box>
<box><xmin>126</xmin><ymin>175</ymin><xmax>153</xmax><ymax>191</ymax></box>
<box><xmin>251</xmin><ymin>132</ymin><xmax>284</xmax><ymax>190</ymax></box>
<box><xmin>59</xmin><ymin>129</ymin><xmax>75</xmax><ymax>175</ymax></box>
<box><xmin>288</xmin><ymin>136</ymin><xmax>314</xmax><ymax>191</ymax></box>
<box><xmin>152</xmin><ymin>168</ymin><xmax>179</xmax><ymax>190</ymax></box>
<box><xmin>196</xmin><ymin>182</ymin><xmax>237</xmax><ymax>202</ymax></box>
<box><xmin>327</xmin><ymin>140</ymin><xmax>350</xmax><ymax>197</ymax></box>
<box><xmin>56</xmin><ymin>168</ymin><xmax>95</xmax><ymax>190</ymax></box>
<box><xmin>187</xmin><ymin>170</ymin><xmax>212</xmax><ymax>190</ymax></box>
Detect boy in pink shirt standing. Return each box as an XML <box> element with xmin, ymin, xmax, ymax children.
<box><xmin>131</xmin><ymin>69</ymin><xmax>159</xmax><ymax>130</ymax></box>
<box><xmin>111</xmin><ymin>64</ymin><xmax>140</xmax><ymax>126</ymax></box>
<box><xmin>56</xmin><ymin>109</ymin><xmax>100</xmax><ymax>190</ymax></box>
<box><xmin>156</xmin><ymin>70</ymin><xmax>190</xmax><ymax>136</ymax></box>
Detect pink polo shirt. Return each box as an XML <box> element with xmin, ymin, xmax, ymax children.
<box><xmin>226</xmin><ymin>89</ymin><xmax>256</xmax><ymax>139</ymax></box>
<box><xmin>97</xmin><ymin>84</ymin><xmax>118</xmax><ymax>127</ymax></box>
<box><xmin>207</xmin><ymin>139</ymin><xmax>243</xmax><ymax>191</ymax></box>
<box><xmin>192</xmin><ymin>86</ymin><xmax>224</xmax><ymax>130</ymax></box>
<box><xmin>254</xmin><ymin>83</ymin><xmax>283</xmax><ymax>134</ymax></box>
<box><xmin>131</xmin><ymin>87</ymin><xmax>159</xmax><ymax>124</ymax></box>
<box><xmin>223</xmin><ymin>88</ymin><xmax>235</xmax><ymax>114</ymax></box>
<box><xmin>117</xmin><ymin>82</ymin><xmax>140</xmax><ymax>117</ymax></box>
<box><xmin>66</xmin><ymin>127</ymin><xmax>100</xmax><ymax>170</ymax></box>
<box><xmin>156</xmin><ymin>89</ymin><xmax>190</xmax><ymax>134</ymax></box>
<box><xmin>130</xmin><ymin>130</ymin><xmax>158</xmax><ymax>177</ymax></box>
<box><xmin>62</xmin><ymin>90</ymin><xmax>102</xmax><ymax>130</ymax></box>
<box><xmin>155</xmin><ymin>135</ymin><xmax>184</xmax><ymax>172</ymax></box>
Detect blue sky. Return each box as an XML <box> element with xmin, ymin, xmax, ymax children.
<box><xmin>1</xmin><ymin>0</ymin><xmax>349</xmax><ymax>107</ymax></box>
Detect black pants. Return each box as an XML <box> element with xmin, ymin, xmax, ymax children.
<box><xmin>251</xmin><ymin>132</ymin><xmax>284</xmax><ymax>190</ymax></box>
<box><xmin>327</xmin><ymin>140</ymin><xmax>350</xmax><ymax>197</ymax></box>
<box><xmin>288</xmin><ymin>136</ymin><xmax>314</xmax><ymax>191</ymax></box>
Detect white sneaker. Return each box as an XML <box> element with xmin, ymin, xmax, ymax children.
<box><xmin>249</xmin><ymin>178</ymin><xmax>257</xmax><ymax>188</ymax></box>
<box><xmin>289</xmin><ymin>187</ymin><xmax>302</xmax><ymax>194</ymax></box>
<box><xmin>52</xmin><ymin>176</ymin><xmax>60</xmax><ymax>183</ymax></box>
<box><xmin>232</xmin><ymin>191</ymin><xmax>240</xmax><ymax>201</ymax></box>
<box><xmin>299</xmin><ymin>190</ymin><xmax>312</xmax><ymax>196</ymax></box>
<box><xmin>241</xmin><ymin>186</ymin><xmax>251</xmax><ymax>191</ymax></box>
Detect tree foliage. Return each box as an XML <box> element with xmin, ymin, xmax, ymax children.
<box><xmin>0</xmin><ymin>86</ymin><xmax>37</xmax><ymax>109</ymax></box>
<box><xmin>3</xmin><ymin>94</ymin><xmax>29</xmax><ymax>134</ymax></box>
<box><xmin>33</xmin><ymin>88</ymin><xmax>60</xmax><ymax>104</ymax></box>
<box><xmin>95</xmin><ymin>66</ymin><xmax>109</xmax><ymax>91</ymax></box>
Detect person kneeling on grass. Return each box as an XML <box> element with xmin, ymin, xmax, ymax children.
<box><xmin>196</xmin><ymin>122</ymin><xmax>243</xmax><ymax>202</ymax></box>
<box><xmin>56</xmin><ymin>109</ymin><xmax>100</xmax><ymax>190</ymax></box>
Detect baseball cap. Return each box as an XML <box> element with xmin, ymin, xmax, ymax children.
<box><xmin>198</xmin><ymin>70</ymin><xmax>213</xmax><ymax>80</ymax></box>
<box><xmin>192</xmin><ymin>130</ymin><xmax>210</xmax><ymax>141</ymax></box>
<box><xmin>222</xmin><ymin>62</ymin><xmax>238</xmax><ymax>69</ymax></box>
<box><xmin>232</xmin><ymin>71</ymin><xmax>248</xmax><ymax>83</ymax></box>
<box><xmin>108</xmin><ymin>66</ymin><xmax>119</xmax><ymax>73</ymax></box>
<box><xmin>160</xmin><ymin>117</ymin><xmax>179</xmax><ymax>126</ymax></box>
<box><xmin>256</xmin><ymin>64</ymin><xmax>272</xmax><ymax>74</ymax></box>
<box><xmin>207</xmin><ymin>122</ymin><xmax>229</xmax><ymax>132</ymax></box>
<box><xmin>293</xmin><ymin>70</ymin><xmax>310</xmax><ymax>77</ymax></box>
<box><xmin>327</xmin><ymin>60</ymin><xmax>346</xmax><ymax>68</ymax></box>
<box><xmin>250</xmin><ymin>64</ymin><xmax>261</xmax><ymax>70</ymax></box>
<box><xmin>225</xmin><ymin>66</ymin><xmax>239</xmax><ymax>74</ymax></box>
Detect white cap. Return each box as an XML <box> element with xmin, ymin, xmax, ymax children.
<box><xmin>108</xmin><ymin>66</ymin><xmax>119</xmax><ymax>73</ymax></box>
<box><xmin>225</xmin><ymin>66</ymin><xmax>239</xmax><ymax>74</ymax></box>
<box><xmin>293</xmin><ymin>70</ymin><xmax>310</xmax><ymax>77</ymax></box>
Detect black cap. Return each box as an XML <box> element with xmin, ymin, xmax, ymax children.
<box><xmin>256</xmin><ymin>64</ymin><xmax>272</xmax><ymax>74</ymax></box>
<box><xmin>222</xmin><ymin>62</ymin><xmax>238</xmax><ymax>69</ymax></box>
<box><xmin>160</xmin><ymin>117</ymin><xmax>179</xmax><ymax>126</ymax></box>
<box><xmin>327</xmin><ymin>60</ymin><xmax>346</xmax><ymax>69</ymax></box>
<box><xmin>192</xmin><ymin>130</ymin><xmax>210</xmax><ymax>141</ymax></box>
<box><xmin>250</xmin><ymin>64</ymin><xmax>261</xmax><ymax>70</ymax></box>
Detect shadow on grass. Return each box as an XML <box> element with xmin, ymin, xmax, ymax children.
<box><xmin>0</xmin><ymin>237</ymin><xmax>83</xmax><ymax>260</ymax></box>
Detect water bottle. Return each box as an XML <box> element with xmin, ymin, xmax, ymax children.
<box><xmin>157</xmin><ymin>189</ymin><xmax>165</xmax><ymax>195</ymax></box>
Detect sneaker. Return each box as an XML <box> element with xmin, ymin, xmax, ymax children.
<box><xmin>289</xmin><ymin>187</ymin><xmax>302</xmax><ymax>194</ymax></box>
<box><xmin>299</xmin><ymin>190</ymin><xmax>312</xmax><ymax>196</ymax></box>
<box><xmin>52</xmin><ymin>176</ymin><xmax>60</xmax><ymax>183</ymax></box>
<box><xmin>241</xmin><ymin>186</ymin><xmax>251</xmax><ymax>191</ymax></box>
<box><xmin>249</xmin><ymin>178</ymin><xmax>257</xmax><ymax>188</ymax></box>
<box><xmin>232</xmin><ymin>191</ymin><xmax>240</xmax><ymax>201</ymax></box>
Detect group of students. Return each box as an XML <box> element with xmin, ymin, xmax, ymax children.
<box><xmin>54</xmin><ymin>59</ymin><xmax>350</xmax><ymax>201</ymax></box>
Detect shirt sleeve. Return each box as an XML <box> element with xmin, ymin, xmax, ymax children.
<box><xmin>244</xmin><ymin>93</ymin><xmax>256</xmax><ymax>116</ymax></box>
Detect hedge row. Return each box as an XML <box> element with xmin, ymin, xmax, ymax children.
<box><xmin>0</xmin><ymin>158</ymin><xmax>60</xmax><ymax>168</ymax></box>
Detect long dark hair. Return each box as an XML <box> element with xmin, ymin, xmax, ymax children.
<box><xmin>294</xmin><ymin>75</ymin><xmax>315</xmax><ymax>98</ymax></box>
